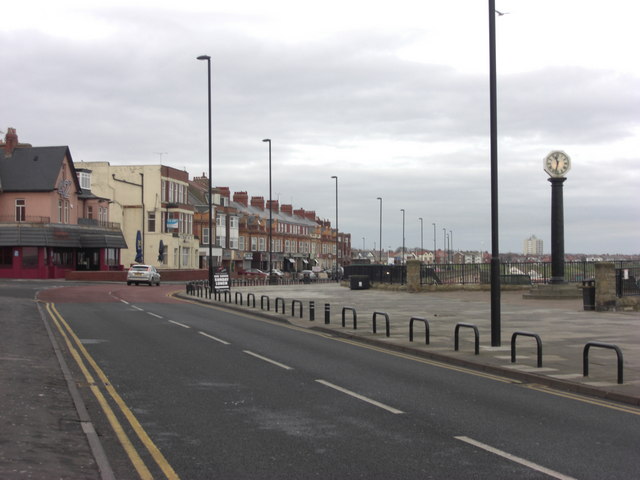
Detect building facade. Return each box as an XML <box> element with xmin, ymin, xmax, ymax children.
<box><xmin>76</xmin><ymin>162</ymin><xmax>199</xmax><ymax>269</ymax></box>
<box><xmin>0</xmin><ymin>129</ymin><xmax>127</xmax><ymax>279</ymax></box>
<box><xmin>524</xmin><ymin>235</ymin><xmax>544</xmax><ymax>256</ymax></box>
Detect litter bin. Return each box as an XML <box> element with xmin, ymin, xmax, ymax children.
<box><xmin>349</xmin><ymin>275</ymin><xmax>370</xmax><ymax>290</ymax></box>
<box><xmin>582</xmin><ymin>279</ymin><xmax>595</xmax><ymax>311</ymax></box>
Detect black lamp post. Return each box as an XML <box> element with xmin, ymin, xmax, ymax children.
<box><xmin>419</xmin><ymin>217</ymin><xmax>423</xmax><ymax>258</ymax></box>
<box><xmin>400</xmin><ymin>209</ymin><xmax>405</xmax><ymax>265</ymax></box>
<box><xmin>262</xmin><ymin>139</ymin><xmax>274</xmax><ymax>283</ymax></box>
<box><xmin>488</xmin><ymin>0</ymin><xmax>501</xmax><ymax>346</ymax></box>
<box><xmin>377</xmin><ymin>197</ymin><xmax>382</xmax><ymax>264</ymax></box>
<box><xmin>197</xmin><ymin>54</ymin><xmax>213</xmax><ymax>289</ymax></box>
<box><xmin>331</xmin><ymin>175</ymin><xmax>339</xmax><ymax>282</ymax></box>
<box><xmin>432</xmin><ymin>222</ymin><xmax>436</xmax><ymax>264</ymax></box>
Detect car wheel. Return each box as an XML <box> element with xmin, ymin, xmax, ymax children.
<box><xmin>127</xmin><ymin>281</ymin><xmax>131</xmax><ymax>286</ymax></box>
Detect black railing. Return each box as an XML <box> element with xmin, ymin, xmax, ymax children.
<box><xmin>616</xmin><ymin>267</ymin><xmax>640</xmax><ymax>297</ymax></box>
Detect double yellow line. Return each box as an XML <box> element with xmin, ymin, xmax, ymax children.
<box><xmin>45</xmin><ymin>302</ymin><xmax>180</xmax><ymax>480</ymax></box>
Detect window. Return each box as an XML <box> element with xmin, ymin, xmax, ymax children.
<box><xmin>202</xmin><ymin>227</ymin><xmax>210</xmax><ymax>245</ymax></box>
<box><xmin>15</xmin><ymin>199</ymin><xmax>25</xmax><ymax>222</ymax></box>
<box><xmin>87</xmin><ymin>206</ymin><xmax>93</xmax><ymax>219</ymax></box>
<box><xmin>250</xmin><ymin>237</ymin><xmax>257</xmax><ymax>251</ymax></box>
<box><xmin>63</xmin><ymin>200</ymin><xmax>70</xmax><ymax>224</ymax></box>
<box><xmin>182</xmin><ymin>247</ymin><xmax>190</xmax><ymax>267</ymax></box>
<box><xmin>148</xmin><ymin>212</ymin><xmax>156</xmax><ymax>232</ymax></box>
<box><xmin>0</xmin><ymin>247</ymin><xmax>12</xmax><ymax>267</ymax></box>
<box><xmin>238</xmin><ymin>236</ymin><xmax>245</xmax><ymax>251</ymax></box>
<box><xmin>58</xmin><ymin>200</ymin><xmax>63</xmax><ymax>223</ymax></box>
<box><xmin>99</xmin><ymin>207</ymin><xmax>108</xmax><ymax>223</ymax></box>
<box><xmin>78</xmin><ymin>171</ymin><xmax>91</xmax><ymax>190</ymax></box>
<box><xmin>22</xmin><ymin>247</ymin><xmax>39</xmax><ymax>268</ymax></box>
<box><xmin>258</xmin><ymin>237</ymin><xmax>266</xmax><ymax>251</ymax></box>
<box><xmin>229</xmin><ymin>236</ymin><xmax>238</xmax><ymax>249</ymax></box>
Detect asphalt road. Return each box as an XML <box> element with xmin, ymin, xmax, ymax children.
<box><xmin>36</xmin><ymin>284</ymin><xmax>640</xmax><ymax>479</ymax></box>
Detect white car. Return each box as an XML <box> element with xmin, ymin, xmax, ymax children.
<box><xmin>127</xmin><ymin>265</ymin><xmax>161</xmax><ymax>286</ymax></box>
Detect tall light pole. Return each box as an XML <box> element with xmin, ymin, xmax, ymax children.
<box><xmin>432</xmin><ymin>222</ymin><xmax>436</xmax><ymax>264</ymax></box>
<box><xmin>442</xmin><ymin>228</ymin><xmax>447</xmax><ymax>264</ymax></box>
<box><xmin>331</xmin><ymin>175</ymin><xmax>339</xmax><ymax>282</ymax></box>
<box><xmin>449</xmin><ymin>229</ymin><xmax>453</xmax><ymax>263</ymax></box>
<box><xmin>262</xmin><ymin>139</ymin><xmax>273</xmax><ymax>281</ymax></box>
<box><xmin>377</xmin><ymin>197</ymin><xmax>382</xmax><ymax>264</ymax></box>
<box><xmin>419</xmin><ymin>217</ymin><xmax>424</xmax><ymax>259</ymax></box>
<box><xmin>400</xmin><ymin>209</ymin><xmax>405</xmax><ymax>265</ymax></box>
<box><xmin>197</xmin><ymin>54</ymin><xmax>213</xmax><ymax>288</ymax></box>
<box><xmin>489</xmin><ymin>0</ymin><xmax>501</xmax><ymax>346</ymax></box>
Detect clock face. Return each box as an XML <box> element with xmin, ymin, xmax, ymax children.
<box><xmin>544</xmin><ymin>151</ymin><xmax>571</xmax><ymax>177</ymax></box>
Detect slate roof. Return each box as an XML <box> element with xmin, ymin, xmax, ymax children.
<box><xmin>0</xmin><ymin>146</ymin><xmax>81</xmax><ymax>193</ymax></box>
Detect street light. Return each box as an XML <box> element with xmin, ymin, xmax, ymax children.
<box><xmin>196</xmin><ymin>54</ymin><xmax>213</xmax><ymax>289</ymax></box>
<box><xmin>432</xmin><ymin>222</ymin><xmax>436</xmax><ymax>264</ymax></box>
<box><xmin>442</xmin><ymin>228</ymin><xmax>447</xmax><ymax>264</ymax></box>
<box><xmin>400</xmin><ymin>209</ymin><xmax>405</xmax><ymax>265</ymax></box>
<box><xmin>263</xmin><ymin>139</ymin><xmax>273</xmax><ymax>282</ymax></box>
<box><xmin>489</xmin><ymin>0</ymin><xmax>501</xmax><ymax>346</ymax></box>
<box><xmin>377</xmin><ymin>197</ymin><xmax>382</xmax><ymax>264</ymax></box>
<box><xmin>419</xmin><ymin>217</ymin><xmax>423</xmax><ymax>260</ymax></box>
<box><xmin>331</xmin><ymin>176</ymin><xmax>339</xmax><ymax>282</ymax></box>
<box><xmin>449</xmin><ymin>229</ymin><xmax>453</xmax><ymax>263</ymax></box>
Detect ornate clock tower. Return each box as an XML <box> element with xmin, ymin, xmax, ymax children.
<box><xmin>543</xmin><ymin>151</ymin><xmax>571</xmax><ymax>284</ymax></box>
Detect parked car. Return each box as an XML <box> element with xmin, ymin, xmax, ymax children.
<box><xmin>127</xmin><ymin>264</ymin><xmax>161</xmax><ymax>286</ymax></box>
<box><xmin>239</xmin><ymin>268</ymin><xmax>268</xmax><ymax>278</ymax></box>
<box><xmin>298</xmin><ymin>270</ymin><xmax>317</xmax><ymax>282</ymax></box>
<box><xmin>269</xmin><ymin>269</ymin><xmax>284</xmax><ymax>277</ymax></box>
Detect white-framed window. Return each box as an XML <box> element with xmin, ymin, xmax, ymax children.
<box><xmin>250</xmin><ymin>237</ymin><xmax>257</xmax><ymax>251</ymax></box>
<box><xmin>258</xmin><ymin>237</ymin><xmax>266</xmax><ymax>251</ymax></box>
<box><xmin>182</xmin><ymin>247</ymin><xmax>190</xmax><ymax>267</ymax></box>
<box><xmin>15</xmin><ymin>199</ymin><xmax>25</xmax><ymax>222</ymax></box>
<box><xmin>148</xmin><ymin>211</ymin><xmax>156</xmax><ymax>232</ymax></box>
<box><xmin>202</xmin><ymin>227</ymin><xmax>210</xmax><ymax>245</ymax></box>
<box><xmin>78</xmin><ymin>171</ymin><xmax>91</xmax><ymax>190</ymax></box>
<box><xmin>239</xmin><ymin>236</ymin><xmax>245</xmax><ymax>251</ymax></box>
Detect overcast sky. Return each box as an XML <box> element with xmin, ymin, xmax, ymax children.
<box><xmin>2</xmin><ymin>0</ymin><xmax>639</xmax><ymax>255</ymax></box>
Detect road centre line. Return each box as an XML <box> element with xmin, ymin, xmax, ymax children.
<box><xmin>243</xmin><ymin>350</ymin><xmax>293</xmax><ymax>370</ymax></box>
<box><xmin>147</xmin><ymin>312</ymin><xmax>163</xmax><ymax>319</ymax></box>
<box><xmin>168</xmin><ymin>320</ymin><xmax>191</xmax><ymax>329</ymax></box>
<box><xmin>455</xmin><ymin>436</ymin><xmax>576</xmax><ymax>480</ymax></box>
<box><xmin>120</xmin><ymin>299</ymin><xmax>129</xmax><ymax>305</ymax></box>
<box><xmin>315</xmin><ymin>379</ymin><xmax>404</xmax><ymax>414</ymax></box>
<box><xmin>131</xmin><ymin>305</ymin><xmax>144</xmax><ymax>311</ymax></box>
<box><xmin>198</xmin><ymin>331</ymin><xmax>230</xmax><ymax>345</ymax></box>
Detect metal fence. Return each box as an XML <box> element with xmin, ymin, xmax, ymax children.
<box><xmin>344</xmin><ymin>261</ymin><xmax>640</xmax><ymax>287</ymax></box>
<box><xmin>616</xmin><ymin>267</ymin><xmax>640</xmax><ymax>297</ymax></box>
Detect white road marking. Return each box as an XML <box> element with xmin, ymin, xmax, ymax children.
<box><xmin>168</xmin><ymin>320</ymin><xmax>191</xmax><ymax>329</ymax></box>
<box><xmin>147</xmin><ymin>312</ymin><xmax>163</xmax><ymax>319</ymax></box>
<box><xmin>131</xmin><ymin>306</ymin><xmax>143</xmax><ymax>311</ymax></box>
<box><xmin>243</xmin><ymin>350</ymin><xmax>293</xmax><ymax>370</ymax></box>
<box><xmin>120</xmin><ymin>299</ymin><xmax>130</xmax><ymax>305</ymax></box>
<box><xmin>454</xmin><ymin>436</ymin><xmax>577</xmax><ymax>480</ymax></box>
<box><xmin>315</xmin><ymin>379</ymin><xmax>404</xmax><ymax>414</ymax></box>
<box><xmin>198</xmin><ymin>331</ymin><xmax>230</xmax><ymax>345</ymax></box>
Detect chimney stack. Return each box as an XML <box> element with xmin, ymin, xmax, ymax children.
<box><xmin>233</xmin><ymin>191</ymin><xmax>249</xmax><ymax>206</ymax></box>
<box><xmin>266</xmin><ymin>199</ymin><xmax>279</xmax><ymax>213</ymax></box>
<box><xmin>3</xmin><ymin>127</ymin><xmax>18</xmax><ymax>157</ymax></box>
<box><xmin>250</xmin><ymin>196</ymin><xmax>265</xmax><ymax>210</ymax></box>
<box><xmin>280</xmin><ymin>204</ymin><xmax>293</xmax><ymax>215</ymax></box>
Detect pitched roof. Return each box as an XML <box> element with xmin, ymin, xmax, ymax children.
<box><xmin>0</xmin><ymin>146</ymin><xmax>81</xmax><ymax>193</ymax></box>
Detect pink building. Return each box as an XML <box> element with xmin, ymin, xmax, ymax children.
<box><xmin>0</xmin><ymin>128</ymin><xmax>127</xmax><ymax>278</ymax></box>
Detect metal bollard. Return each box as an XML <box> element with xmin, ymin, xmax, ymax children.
<box><xmin>324</xmin><ymin>303</ymin><xmax>330</xmax><ymax>324</ymax></box>
<box><xmin>309</xmin><ymin>301</ymin><xmax>315</xmax><ymax>321</ymax></box>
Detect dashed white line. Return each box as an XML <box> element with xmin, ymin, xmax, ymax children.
<box><xmin>131</xmin><ymin>305</ymin><xmax>144</xmax><ymax>311</ymax></box>
<box><xmin>198</xmin><ymin>332</ymin><xmax>230</xmax><ymax>345</ymax></box>
<box><xmin>168</xmin><ymin>320</ymin><xmax>191</xmax><ymax>329</ymax></box>
<box><xmin>243</xmin><ymin>351</ymin><xmax>293</xmax><ymax>370</ymax></box>
<box><xmin>120</xmin><ymin>299</ymin><xmax>130</xmax><ymax>305</ymax></box>
<box><xmin>454</xmin><ymin>436</ymin><xmax>576</xmax><ymax>480</ymax></box>
<box><xmin>147</xmin><ymin>312</ymin><xmax>163</xmax><ymax>319</ymax></box>
<box><xmin>315</xmin><ymin>379</ymin><xmax>404</xmax><ymax>414</ymax></box>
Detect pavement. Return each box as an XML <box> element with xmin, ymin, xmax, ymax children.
<box><xmin>180</xmin><ymin>282</ymin><xmax>640</xmax><ymax>406</ymax></box>
<box><xmin>2</xmin><ymin>280</ymin><xmax>639</xmax><ymax>479</ymax></box>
